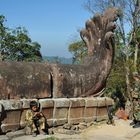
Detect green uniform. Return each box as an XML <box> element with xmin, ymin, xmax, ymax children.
<box><xmin>25</xmin><ymin>109</ymin><xmax>46</xmax><ymax>132</ymax></box>
<box><xmin>132</xmin><ymin>76</ymin><xmax>140</xmax><ymax>122</ymax></box>
<box><xmin>133</xmin><ymin>99</ymin><xmax>140</xmax><ymax>121</ymax></box>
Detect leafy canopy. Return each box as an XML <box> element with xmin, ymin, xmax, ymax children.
<box><xmin>0</xmin><ymin>15</ymin><xmax>42</xmax><ymax>62</ymax></box>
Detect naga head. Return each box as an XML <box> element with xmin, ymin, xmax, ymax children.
<box><xmin>80</xmin><ymin>8</ymin><xmax>120</xmax><ymax>56</ymax></box>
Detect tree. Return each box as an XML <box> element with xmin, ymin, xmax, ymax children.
<box><xmin>0</xmin><ymin>15</ymin><xmax>42</xmax><ymax>62</ymax></box>
<box><xmin>68</xmin><ymin>40</ymin><xmax>87</xmax><ymax>64</ymax></box>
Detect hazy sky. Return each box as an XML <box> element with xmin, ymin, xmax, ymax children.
<box><xmin>0</xmin><ymin>0</ymin><xmax>91</xmax><ymax>58</ymax></box>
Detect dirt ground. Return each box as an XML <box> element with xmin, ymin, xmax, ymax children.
<box><xmin>79</xmin><ymin>119</ymin><xmax>140</xmax><ymax>140</ymax></box>
<box><xmin>8</xmin><ymin>119</ymin><xmax>140</xmax><ymax>140</ymax></box>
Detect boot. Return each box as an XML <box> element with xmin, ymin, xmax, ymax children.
<box><xmin>111</xmin><ymin>119</ymin><xmax>115</xmax><ymax>126</ymax></box>
<box><xmin>107</xmin><ymin>120</ymin><xmax>112</xmax><ymax>125</ymax></box>
<box><xmin>133</xmin><ymin>122</ymin><xmax>140</xmax><ymax>128</ymax></box>
<box><xmin>130</xmin><ymin>120</ymin><xmax>137</xmax><ymax>126</ymax></box>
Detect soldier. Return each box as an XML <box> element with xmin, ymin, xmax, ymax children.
<box><xmin>106</xmin><ymin>94</ymin><xmax>117</xmax><ymax>126</ymax></box>
<box><xmin>131</xmin><ymin>95</ymin><xmax>140</xmax><ymax>128</ymax></box>
<box><xmin>106</xmin><ymin>104</ymin><xmax>115</xmax><ymax>125</ymax></box>
<box><xmin>25</xmin><ymin>100</ymin><xmax>47</xmax><ymax>136</ymax></box>
<box><xmin>130</xmin><ymin>73</ymin><xmax>140</xmax><ymax>128</ymax></box>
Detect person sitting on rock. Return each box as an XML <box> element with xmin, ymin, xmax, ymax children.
<box><xmin>25</xmin><ymin>100</ymin><xmax>47</xmax><ymax>137</ymax></box>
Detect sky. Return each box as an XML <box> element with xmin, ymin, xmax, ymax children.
<box><xmin>0</xmin><ymin>0</ymin><xmax>91</xmax><ymax>58</ymax></box>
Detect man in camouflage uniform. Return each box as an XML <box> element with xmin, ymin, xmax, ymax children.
<box><xmin>25</xmin><ymin>100</ymin><xmax>46</xmax><ymax>136</ymax></box>
<box><xmin>130</xmin><ymin>73</ymin><xmax>140</xmax><ymax>128</ymax></box>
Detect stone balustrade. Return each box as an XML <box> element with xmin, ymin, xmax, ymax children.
<box><xmin>0</xmin><ymin>97</ymin><xmax>113</xmax><ymax>133</ymax></box>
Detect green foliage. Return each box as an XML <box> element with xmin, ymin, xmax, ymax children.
<box><xmin>68</xmin><ymin>40</ymin><xmax>87</xmax><ymax>64</ymax></box>
<box><xmin>0</xmin><ymin>15</ymin><xmax>42</xmax><ymax>62</ymax></box>
<box><xmin>105</xmin><ymin>51</ymin><xmax>126</xmax><ymax>95</ymax></box>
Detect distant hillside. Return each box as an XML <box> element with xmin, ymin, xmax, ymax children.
<box><xmin>43</xmin><ymin>56</ymin><xmax>73</xmax><ymax>64</ymax></box>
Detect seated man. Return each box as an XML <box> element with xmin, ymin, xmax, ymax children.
<box><xmin>25</xmin><ymin>100</ymin><xmax>47</xmax><ymax>137</ymax></box>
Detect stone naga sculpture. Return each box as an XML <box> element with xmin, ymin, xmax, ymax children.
<box><xmin>0</xmin><ymin>8</ymin><xmax>119</xmax><ymax>99</ymax></box>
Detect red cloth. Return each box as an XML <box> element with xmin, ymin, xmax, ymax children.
<box><xmin>115</xmin><ymin>108</ymin><xmax>128</xmax><ymax>120</ymax></box>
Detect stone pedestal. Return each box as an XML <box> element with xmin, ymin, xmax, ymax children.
<box><xmin>0</xmin><ymin>97</ymin><xmax>113</xmax><ymax>133</ymax></box>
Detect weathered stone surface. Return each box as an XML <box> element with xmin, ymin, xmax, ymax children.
<box><xmin>84</xmin><ymin>98</ymin><xmax>98</xmax><ymax>122</ymax></box>
<box><xmin>0</xmin><ymin>100</ymin><xmax>22</xmax><ymax>110</ymax></box>
<box><xmin>39</xmin><ymin>99</ymin><xmax>54</xmax><ymax>108</ymax></box>
<box><xmin>0</xmin><ymin>100</ymin><xmax>24</xmax><ymax>132</ymax></box>
<box><xmin>96</xmin><ymin>107</ymin><xmax>108</xmax><ymax>121</ymax></box>
<box><xmin>0</xmin><ymin>97</ymin><xmax>113</xmax><ymax>133</ymax></box>
<box><xmin>85</xmin><ymin>98</ymin><xmax>98</xmax><ymax>107</ymax></box>
<box><xmin>39</xmin><ymin>99</ymin><xmax>54</xmax><ymax>127</ymax></box>
<box><xmin>70</xmin><ymin>98</ymin><xmax>85</xmax><ymax>107</ymax></box>
<box><xmin>105</xmin><ymin>97</ymin><xmax>114</xmax><ymax>105</ymax></box>
<box><xmin>0</xmin><ymin>135</ymin><xmax>9</xmax><ymax>140</ymax></box>
<box><xmin>96</xmin><ymin>97</ymin><xmax>113</xmax><ymax>121</ymax></box>
<box><xmin>53</xmin><ymin>98</ymin><xmax>70</xmax><ymax>107</ymax></box>
<box><xmin>0</xmin><ymin>62</ymin><xmax>52</xmax><ymax>99</ymax></box>
<box><xmin>68</xmin><ymin>98</ymin><xmax>85</xmax><ymax>124</ymax></box>
<box><xmin>96</xmin><ymin>97</ymin><xmax>113</xmax><ymax>107</ymax></box>
<box><xmin>6</xmin><ymin>129</ymin><xmax>25</xmax><ymax>140</ymax></box>
<box><xmin>51</xmin><ymin>64</ymin><xmax>101</xmax><ymax>98</ymax></box>
<box><xmin>1</xmin><ymin>110</ymin><xmax>21</xmax><ymax>132</ymax></box>
<box><xmin>53</xmin><ymin>98</ymin><xmax>69</xmax><ymax>126</ymax></box>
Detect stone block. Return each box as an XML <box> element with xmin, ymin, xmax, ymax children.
<box><xmin>0</xmin><ymin>100</ymin><xmax>22</xmax><ymax>132</ymax></box>
<box><xmin>97</xmin><ymin>97</ymin><xmax>113</xmax><ymax>107</ymax></box>
<box><xmin>96</xmin><ymin>107</ymin><xmax>108</xmax><ymax>121</ymax></box>
<box><xmin>96</xmin><ymin>97</ymin><xmax>106</xmax><ymax>107</ymax></box>
<box><xmin>39</xmin><ymin>99</ymin><xmax>54</xmax><ymax>108</ymax></box>
<box><xmin>0</xmin><ymin>100</ymin><xmax>22</xmax><ymax>110</ymax></box>
<box><xmin>105</xmin><ymin>97</ymin><xmax>114</xmax><ymax>105</ymax></box>
<box><xmin>85</xmin><ymin>98</ymin><xmax>98</xmax><ymax>107</ymax></box>
<box><xmin>53</xmin><ymin>98</ymin><xmax>70</xmax><ymax>126</ymax></box>
<box><xmin>70</xmin><ymin>98</ymin><xmax>85</xmax><ymax>107</ymax></box>
<box><xmin>1</xmin><ymin>110</ymin><xmax>21</xmax><ymax>132</ymax></box>
<box><xmin>96</xmin><ymin>97</ymin><xmax>113</xmax><ymax>121</ymax></box>
<box><xmin>39</xmin><ymin>99</ymin><xmax>54</xmax><ymax>127</ymax></box>
<box><xmin>68</xmin><ymin>98</ymin><xmax>85</xmax><ymax>124</ymax></box>
<box><xmin>84</xmin><ymin>98</ymin><xmax>98</xmax><ymax>122</ymax></box>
